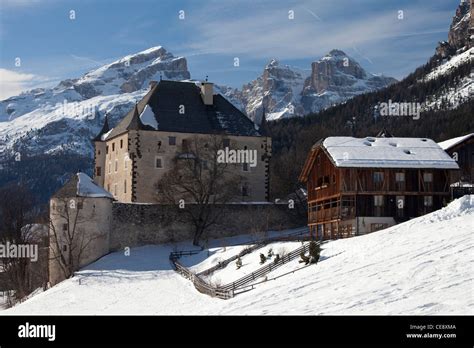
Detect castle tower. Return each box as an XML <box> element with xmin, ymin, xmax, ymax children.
<box><xmin>92</xmin><ymin>112</ymin><xmax>110</xmax><ymax>187</ymax></box>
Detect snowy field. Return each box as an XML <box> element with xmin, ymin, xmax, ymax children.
<box><xmin>2</xmin><ymin>196</ymin><xmax>473</xmax><ymax>315</ymax></box>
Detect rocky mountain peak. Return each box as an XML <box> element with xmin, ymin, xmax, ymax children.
<box><xmin>73</xmin><ymin>46</ymin><xmax>190</xmax><ymax>98</ymax></box>
<box><xmin>436</xmin><ymin>0</ymin><xmax>471</xmax><ymax>58</ymax></box>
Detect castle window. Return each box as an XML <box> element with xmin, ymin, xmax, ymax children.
<box><xmin>169</xmin><ymin>136</ymin><xmax>176</xmax><ymax>146</ymax></box>
<box><xmin>96</xmin><ymin>167</ymin><xmax>102</xmax><ymax>176</ymax></box>
<box><xmin>182</xmin><ymin>139</ymin><xmax>188</xmax><ymax>151</ymax></box>
<box><xmin>124</xmin><ymin>180</ymin><xmax>127</xmax><ymax>194</ymax></box>
<box><xmin>155</xmin><ymin>157</ymin><xmax>163</xmax><ymax>169</ymax></box>
<box><xmin>97</xmin><ymin>150</ymin><xmax>101</xmax><ymax>155</ymax></box>
<box><xmin>241</xmin><ymin>183</ymin><xmax>249</xmax><ymax>196</ymax></box>
<box><xmin>120</xmin><ymin>139</ymin><xmax>123</xmax><ymax>149</ymax></box>
<box><xmin>106</xmin><ymin>146</ymin><xmax>109</xmax><ymax>154</ymax></box>
<box><xmin>112</xmin><ymin>143</ymin><xmax>115</xmax><ymax>152</ymax></box>
<box><xmin>223</xmin><ymin>139</ymin><xmax>230</xmax><ymax>148</ymax></box>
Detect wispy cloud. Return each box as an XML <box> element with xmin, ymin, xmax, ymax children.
<box><xmin>184</xmin><ymin>0</ymin><xmax>452</xmax><ymax>66</ymax></box>
<box><xmin>0</xmin><ymin>69</ymin><xmax>38</xmax><ymax>100</ymax></box>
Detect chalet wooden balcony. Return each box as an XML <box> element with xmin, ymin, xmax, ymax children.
<box><xmin>308</xmin><ymin>206</ymin><xmax>355</xmax><ymax>224</ymax></box>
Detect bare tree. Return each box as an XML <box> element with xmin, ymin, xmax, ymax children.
<box><xmin>49</xmin><ymin>197</ymin><xmax>101</xmax><ymax>281</ymax></box>
<box><xmin>156</xmin><ymin>135</ymin><xmax>242</xmax><ymax>246</ymax></box>
<box><xmin>0</xmin><ymin>183</ymin><xmax>44</xmax><ymax>304</ymax></box>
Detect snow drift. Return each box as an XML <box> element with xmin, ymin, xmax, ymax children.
<box><xmin>3</xmin><ymin>196</ymin><xmax>473</xmax><ymax>315</ymax></box>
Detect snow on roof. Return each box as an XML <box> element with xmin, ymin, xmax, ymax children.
<box><xmin>101</xmin><ymin>128</ymin><xmax>113</xmax><ymax>141</ymax></box>
<box><xmin>139</xmin><ymin>104</ymin><xmax>158</xmax><ymax>130</ymax></box>
<box><xmin>322</xmin><ymin>137</ymin><xmax>459</xmax><ymax>169</ymax></box>
<box><xmin>77</xmin><ymin>173</ymin><xmax>113</xmax><ymax>199</ymax></box>
<box><xmin>438</xmin><ymin>133</ymin><xmax>474</xmax><ymax>151</ymax></box>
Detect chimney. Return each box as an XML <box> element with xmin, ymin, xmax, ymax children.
<box><xmin>200</xmin><ymin>81</ymin><xmax>213</xmax><ymax>105</ymax></box>
<box><xmin>149</xmin><ymin>80</ymin><xmax>158</xmax><ymax>89</ymax></box>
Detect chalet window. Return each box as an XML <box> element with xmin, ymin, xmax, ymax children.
<box><xmin>374</xmin><ymin>195</ymin><xmax>384</xmax><ymax>206</ymax></box>
<box><xmin>424</xmin><ymin>196</ymin><xmax>433</xmax><ymax>207</ymax></box>
<box><xmin>169</xmin><ymin>136</ymin><xmax>176</xmax><ymax>146</ymax></box>
<box><xmin>223</xmin><ymin>139</ymin><xmax>230</xmax><ymax>148</ymax></box>
<box><xmin>120</xmin><ymin>139</ymin><xmax>123</xmax><ymax>149</ymax></box>
<box><xmin>374</xmin><ymin>195</ymin><xmax>384</xmax><ymax>216</ymax></box>
<box><xmin>96</xmin><ymin>167</ymin><xmax>102</xmax><ymax>176</ymax></box>
<box><xmin>115</xmin><ymin>160</ymin><xmax>118</xmax><ymax>172</ymax></box>
<box><xmin>317</xmin><ymin>177</ymin><xmax>323</xmax><ymax>187</ymax></box>
<box><xmin>155</xmin><ymin>157</ymin><xmax>163</xmax><ymax>169</ymax></box>
<box><xmin>395</xmin><ymin>172</ymin><xmax>405</xmax><ymax>182</ymax></box>
<box><xmin>112</xmin><ymin>143</ymin><xmax>115</xmax><ymax>152</ymax></box>
<box><xmin>423</xmin><ymin>172</ymin><xmax>433</xmax><ymax>182</ymax></box>
<box><xmin>242</xmin><ymin>163</ymin><xmax>249</xmax><ymax>172</ymax></box>
<box><xmin>373</xmin><ymin>172</ymin><xmax>384</xmax><ymax>183</ymax></box>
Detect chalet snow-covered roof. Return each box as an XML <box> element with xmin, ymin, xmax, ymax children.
<box><xmin>438</xmin><ymin>133</ymin><xmax>474</xmax><ymax>151</ymax></box>
<box><xmin>322</xmin><ymin>137</ymin><xmax>459</xmax><ymax>169</ymax></box>
<box><xmin>52</xmin><ymin>173</ymin><xmax>113</xmax><ymax>199</ymax></box>
<box><xmin>103</xmin><ymin>80</ymin><xmax>262</xmax><ymax>141</ymax></box>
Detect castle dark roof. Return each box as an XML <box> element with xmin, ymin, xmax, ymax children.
<box><xmin>105</xmin><ymin>80</ymin><xmax>262</xmax><ymax>140</ymax></box>
<box><xmin>92</xmin><ymin>112</ymin><xmax>110</xmax><ymax>142</ymax></box>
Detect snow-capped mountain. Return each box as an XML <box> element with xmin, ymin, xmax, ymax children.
<box><xmin>0</xmin><ymin>46</ymin><xmax>190</xmax><ymax>157</ymax></box>
<box><xmin>232</xmin><ymin>50</ymin><xmax>396</xmax><ymax>123</ymax></box>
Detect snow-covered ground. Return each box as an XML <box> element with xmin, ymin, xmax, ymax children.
<box><xmin>2</xmin><ymin>196</ymin><xmax>473</xmax><ymax>315</ymax></box>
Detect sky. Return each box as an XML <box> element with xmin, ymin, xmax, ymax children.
<box><xmin>0</xmin><ymin>0</ymin><xmax>462</xmax><ymax>100</ymax></box>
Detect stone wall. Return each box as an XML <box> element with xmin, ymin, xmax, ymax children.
<box><xmin>110</xmin><ymin>202</ymin><xmax>306</xmax><ymax>250</ymax></box>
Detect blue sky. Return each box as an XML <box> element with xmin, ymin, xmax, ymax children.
<box><xmin>0</xmin><ymin>0</ymin><xmax>461</xmax><ymax>99</ymax></box>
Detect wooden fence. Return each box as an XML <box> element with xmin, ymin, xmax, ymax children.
<box><xmin>169</xmin><ymin>234</ymin><xmax>319</xmax><ymax>300</ymax></box>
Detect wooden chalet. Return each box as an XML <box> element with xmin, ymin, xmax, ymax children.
<box><xmin>299</xmin><ymin>136</ymin><xmax>459</xmax><ymax>240</ymax></box>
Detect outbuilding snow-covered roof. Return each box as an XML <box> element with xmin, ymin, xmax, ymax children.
<box><xmin>52</xmin><ymin>173</ymin><xmax>113</xmax><ymax>199</ymax></box>
<box><xmin>322</xmin><ymin>136</ymin><xmax>459</xmax><ymax>169</ymax></box>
